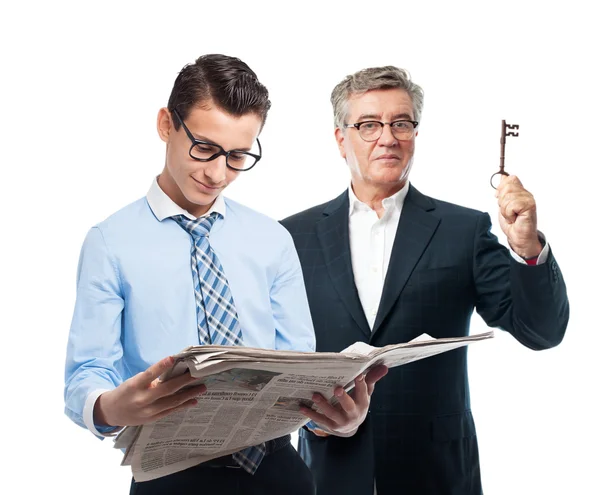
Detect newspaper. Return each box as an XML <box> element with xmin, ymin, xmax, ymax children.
<box><xmin>116</xmin><ymin>331</ymin><xmax>493</xmax><ymax>481</ymax></box>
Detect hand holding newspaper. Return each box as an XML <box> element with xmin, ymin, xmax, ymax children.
<box><xmin>116</xmin><ymin>331</ymin><xmax>493</xmax><ymax>481</ymax></box>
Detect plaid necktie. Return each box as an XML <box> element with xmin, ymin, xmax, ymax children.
<box><xmin>173</xmin><ymin>212</ymin><xmax>266</xmax><ymax>474</ymax></box>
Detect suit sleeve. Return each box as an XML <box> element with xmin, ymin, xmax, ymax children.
<box><xmin>473</xmin><ymin>213</ymin><xmax>569</xmax><ymax>350</ymax></box>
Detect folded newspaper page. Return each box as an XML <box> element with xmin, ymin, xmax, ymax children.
<box><xmin>115</xmin><ymin>331</ymin><xmax>493</xmax><ymax>481</ymax></box>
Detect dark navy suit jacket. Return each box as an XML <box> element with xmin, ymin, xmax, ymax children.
<box><xmin>281</xmin><ymin>185</ymin><xmax>569</xmax><ymax>495</ymax></box>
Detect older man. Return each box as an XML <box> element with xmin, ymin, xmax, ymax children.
<box><xmin>281</xmin><ymin>66</ymin><xmax>569</xmax><ymax>495</ymax></box>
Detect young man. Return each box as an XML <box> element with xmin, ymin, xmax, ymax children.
<box><xmin>64</xmin><ymin>54</ymin><xmax>383</xmax><ymax>495</ymax></box>
<box><xmin>281</xmin><ymin>66</ymin><xmax>569</xmax><ymax>494</ymax></box>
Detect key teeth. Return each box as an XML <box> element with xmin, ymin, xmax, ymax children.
<box><xmin>506</xmin><ymin>122</ymin><xmax>519</xmax><ymax>137</ymax></box>
<box><xmin>505</xmin><ymin>123</ymin><xmax>519</xmax><ymax>136</ymax></box>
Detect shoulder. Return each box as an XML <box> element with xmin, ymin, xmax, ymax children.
<box><xmin>95</xmin><ymin>197</ymin><xmax>150</xmax><ymax>229</ymax></box>
<box><xmin>410</xmin><ymin>186</ymin><xmax>487</xmax><ymax>222</ymax></box>
<box><xmin>89</xmin><ymin>197</ymin><xmax>153</xmax><ymax>245</ymax></box>
<box><xmin>223</xmin><ymin>196</ymin><xmax>293</xmax><ymax>243</ymax></box>
<box><xmin>281</xmin><ymin>202</ymin><xmax>329</xmax><ymax>227</ymax></box>
<box><xmin>280</xmin><ymin>192</ymin><xmax>347</xmax><ymax>233</ymax></box>
<box><xmin>429</xmin><ymin>197</ymin><xmax>486</xmax><ymax>220</ymax></box>
<box><xmin>408</xmin><ymin>187</ymin><xmax>492</xmax><ymax>245</ymax></box>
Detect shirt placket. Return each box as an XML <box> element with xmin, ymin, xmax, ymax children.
<box><xmin>367</xmin><ymin>215</ymin><xmax>386</xmax><ymax>329</ymax></box>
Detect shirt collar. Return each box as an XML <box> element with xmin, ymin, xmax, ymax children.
<box><xmin>348</xmin><ymin>180</ymin><xmax>410</xmax><ymax>216</ymax></box>
<box><xmin>146</xmin><ymin>176</ymin><xmax>227</xmax><ymax>221</ymax></box>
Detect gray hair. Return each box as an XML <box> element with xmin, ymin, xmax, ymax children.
<box><xmin>330</xmin><ymin>66</ymin><xmax>424</xmax><ymax>129</ymax></box>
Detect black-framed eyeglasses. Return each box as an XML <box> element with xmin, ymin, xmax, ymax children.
<box><xmin>344</xmin><ymin>120</ymin><xmax>419</xmax><ymax>142</ymax></box>
<box><xmin>172</xmin><ymin>109</ymin><xmax>262</xmax><ymax>171</ymax></box>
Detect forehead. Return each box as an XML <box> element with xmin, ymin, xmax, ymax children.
<box><xmin>184</xmin><ymin>104</ymin><xmax>262</xmax><ymax>149</ymax></box>
<box><xmin>346</xmin><ymin>88</ymin><xmax>414</xmax><ymax>120</ymax></box>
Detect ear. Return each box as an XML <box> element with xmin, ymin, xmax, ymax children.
<box><xmin>157</xmin><ymin>107</ymin><xmax>173</xmax><ymax>143</ymax></box>
<box><xmin>334</xmin><ymin>127</ymin><xmax>347</xmax><ymax>159</ymax></box>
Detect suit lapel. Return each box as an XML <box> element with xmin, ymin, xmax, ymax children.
<box><xmin>371</xmin><ymin>185</ymin><xmax>440</xmax><ymax>338</ymax></box>
<box><xmin>316</xmin><ymin>191</ymin><xmax>371</xmax><ymax>338</ymax></box>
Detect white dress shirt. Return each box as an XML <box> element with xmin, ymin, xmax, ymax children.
<box><xmin>348</xmin><ymin>183</ymin><xmax>409</xmax><ymax>329</ymax></box>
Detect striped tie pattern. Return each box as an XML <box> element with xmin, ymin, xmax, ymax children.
<box><xmin>173</xmin><ymin>212</ymin><xmax>266</xmax><ymax>474</ymax></box>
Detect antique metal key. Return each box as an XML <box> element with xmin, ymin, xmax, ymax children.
<box><xmin>491</xmin><ymin>120</ymin><xmax>519</xmax><ymax>189</ymax></box>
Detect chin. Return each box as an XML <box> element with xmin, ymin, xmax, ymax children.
<box><xmin>371</xmin><ymin>173</ymin><xmax>406</xmax><ymax>184</ymax></box>
<box><xmin>183</xmin><ymin>190</ymin><xmax>216</xmax><ymax>207</ymax></box>
<box><xmin>193</xmin><ymin>192</ymin><xmax>217</xmax><ymax>204</ymax></box>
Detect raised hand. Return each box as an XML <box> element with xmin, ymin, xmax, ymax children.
<box><xmin>496</xmin><ymin>175</ymin><xmax>543</xmax><ymax>259</ymax></box>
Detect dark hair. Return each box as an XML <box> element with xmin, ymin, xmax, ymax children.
<box><xmin>167</xmin><ymin>54</ymin><xmax>271</xmax><ymax>130</ymax></box>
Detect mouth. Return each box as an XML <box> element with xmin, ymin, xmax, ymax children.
<box><xmin>192</xmin><ymin>176</ymin><xmax>222</xmax><ymax>191</ymax></box>
<box><xmin>376</xmin><ymin>154</ymin><xmax>401</xmax><ymax>161</ymax></box>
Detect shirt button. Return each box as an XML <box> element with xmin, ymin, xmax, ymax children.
<box><xmin>371</xmin><ymin>266</ymin><xmax>378</xmax><ymax>273</ymax></box>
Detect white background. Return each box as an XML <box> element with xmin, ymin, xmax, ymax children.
<box><xmin>1</xmin><ymin>1</ymin><xmax>598</xmax><ymax>493</ymax></box>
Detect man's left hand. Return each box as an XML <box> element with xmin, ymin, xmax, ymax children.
<box><xmin>300</xmin><ymin>365</ymin><xmax>388</xmax><ymax>437</ymax></box>
<box><xmin>496</xmin><ymin>175</ymin><xmax>543</xmax><ymax>259</ymax></box>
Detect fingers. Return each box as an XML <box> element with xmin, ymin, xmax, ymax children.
<box><xmin>310</xmin><ymin>393</ymin><xmax>348</xmax><ymax>427</ymax></box>
<box><xmin>158</xmin><ymin>371</ymin><xmax>202</xmax><ymax>397</ymax></box>
<box><xmin>499</xmin><ymin>196</ymin><xmax>519</xmax><ymax>224</ymax></box>
<box><xmin>497</xmin><ymin>176</ymin><xmax>531</xmax><ymax>200</ymax></box>
<box><xmin>148</xmin><ymin>384</ymin><xmax>207</xmax><ymax>417</ymax></box>
<box><xmin>134</xmin><ymin>356</ymin><xmax>175</xmax><ymax>388</ymax></box>
<box><xmin>298</xmin><ymin>368</ymin><xmax>390</xmax><ymax>435</ymax></box>
<box><xmin>149</xmin><ymin>398</ymin><xmax>199</xmax><ymax>423</ymax></box>
<box><xmin>338</xmin><ymin>376</ymin><xmax>366</xmax><ymax>412</ymax></box>
<box><xmin>299</xmin><ymin>406</ymin><xmax>339</xmax><ymax>431</ymax></box>
<box><xmin>302</xmin><ymin>375</ymin><xmax>373</xmax><ymax>432</ymax></box>
<box><xmin>497</xmin><ymin>175</ymin><xmax>524</xmax><ymax>195</ymax></box>
<box><xmin>496</xmin><ymin>176</ymin><xmax>528</xmax><ymax>207</ymax></box>
<box><xmin>365</xmin><ymin>365</ymin><xmax>388</xmax><ymax>396</ymax></box>
<box><xmin>496</xmin><ymin>174</ymin><xmax>535</xmax><ymax>226</ymax></box>
<box><xmin>350</xmin><ymin>374</ymin><xmax>370</xmax><ymax>410</ymax></box>
<box><xmin>498</xmin><ymin>193</ymin><xmax>535</xmax><ymax>225</ymax></box>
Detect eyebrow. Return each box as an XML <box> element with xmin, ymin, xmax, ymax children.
<box><xmin>190</xmin><ymin>132</ymin><xmax>215</xmax><ymax>143</ymax></box>
<box><xmin>190</xmin><ymin>132</ymin><xmax>252</xmax><ymax>152</ymax></box>
<box><xmin>356</xmin><ymin>112</ymin><xmax>414</xmax><ymax>121</ymax></box>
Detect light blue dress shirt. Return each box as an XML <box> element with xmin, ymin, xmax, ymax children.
<box><xmin>64</xmin><ymin>179</ymin><xmax>315</xmax><ymax>435</ymax></box>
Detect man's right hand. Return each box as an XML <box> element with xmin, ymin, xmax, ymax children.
<box><xmin>94</xmin><ymin>356</ymin><xmax>207</xmax><ymax>428</ymax></box>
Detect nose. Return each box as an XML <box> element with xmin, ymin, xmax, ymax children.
<box><xmin>377</xmin><ymin>123</ymin><xmax>398</xmax><ymax>146</ymax></box>
<box><xmin>203</xmin><ymin>155</ymin><xmax>227</xmax><ymax>184</ymax></box>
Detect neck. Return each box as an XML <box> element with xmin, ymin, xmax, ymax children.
<box><xmin>351</xmin><ymin>180</ymin><xmax>406</xmax><ymax>218</ymax></box>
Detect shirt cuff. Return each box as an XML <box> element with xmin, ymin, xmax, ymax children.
<box><xmin>306</xmin><ymin>420</ymin><xmax>361</xmax><ymax>438</ymax></box>
<box><xmin>84</xmin><ymin>389</ymin><xmax>122</xmax><ymax>438</ymax></box>
<box><xmin>510</xmin><ymin>231</ymin><xmax>549</xmax><ymax>266</ymax></box>
<box><xmin>305</xmin><ymin>420</ymin><xmax>331</xmax><ymax>436</ymax></box>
